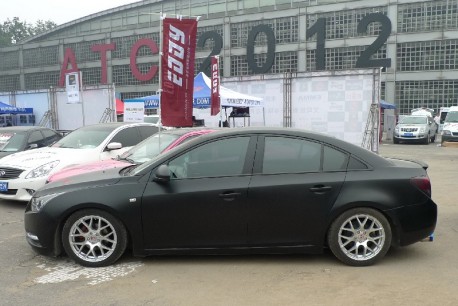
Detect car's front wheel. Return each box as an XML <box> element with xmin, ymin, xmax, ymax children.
<box><xmin>327</xmin><ymin>208</ymin><xmax>392</xmax><ymax>266</ymax></box>
<box><xmin>62</xmin><ymin>209</ymin><xmax>127</xmax><ymax>267</ymax></box>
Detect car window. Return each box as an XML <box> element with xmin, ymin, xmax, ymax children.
<box><xmin>323</xmin><ymin>145</ymin><xmax>348</xmax><ymax>171</ymax></box>
<box><xmin>347</xmin><ymin>156</ymin><xmax>369</xmax><ymax>170</ymax></box>
<box><xmin>28</xmin><ymin>131</ymin><xmax>44</xmax><ymax>144</ymax></box>
<box><xmin>168</xmin><ymin>137</ymin><xmax>250</xmax><ymax>179</ymax></box>
<box><xmin>121</xmin><ymin>133</ymin><xmax>180</xmax><ymax>164</ymax></box>
<box><xmin>0</xmin><ymin>132</ymin><xmax>25</xmax><ymax>152</ymax></box>
<box><xmin>110</xmin><ymin>127</ymin><xmax>141</xmax><ymax>147</ymax></box>
<box><xmin>53</xmin><ymin>127</ymin><xmax>114</xmax><ymax>149</ymax></box>
<box><xmin>138</xmin><ymin>125</ymin><xmax>159</xmax><ymax>140</ymax></box>
<box><xmin>42</xmin><ymin>129</ymin><xmax>58</xmax><ymax>139</ymax></box>
<box><xmin>262</xmin><ymin>136</ymin><xmax>321</xmax><ymax>174</ymax></box>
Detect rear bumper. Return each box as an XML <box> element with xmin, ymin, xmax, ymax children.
<box><xmin>386</xmin><ymin>200</ymin><xmax>437</xmax><ymax>247</ymax></box>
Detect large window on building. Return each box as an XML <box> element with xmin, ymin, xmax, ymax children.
<box><xmin>306</xmin><ymin>46</ymin><xmax>387</xmax><ymax>71</ymax></box>
<box><xmin>23</xmin><ymin>46</ymin><xmax>59</xmax><ymax>68</ymax></box>
<box><xmin>307</xmin><ymin>7</ymin><xmax>387</xmax><ymax>40</ymax></box>
<box><xmin>0</xmin><ymin>75</ymin><xmax>20</xmax><ymax>92</ymax></box>
<box><xmin>24</xmin><ymin>71</ymin><xmax>60</xmax><ymax>90</ymax></box>
<box><xmin>398</xmin><ymin>0</ymin><xmax>458</xmax><ymax>33</ymax></box>
<box><xmin>113</xmin><ymin>64</ymin><xmax>158</xmax><ymax>86</ymax></box>
<box><xmin>395</xmin><ymin>80</ymin><xmax>458</xmax><ymax>115</ymax></box>
<box><xmin>397</xmin><ymin>40</ymin><xmax>458</xmax><ymax>71</ymax></box>
<box><xmin>0</xmin><ymin>51</ymin><xmax>19</xmax><ymax>70</ymax></box>
<box><xmin>231</xmin><ymin>51</ymin><xmax>297</xmax><ymax>76</ymax></box>
<box><xmin>231</xmin><ymin>17</ymin><xmax>299</xmax><ymax>48</ymax></box>
<box><xmin>111</xmin><ymin>33</ymin><xmax>160</xmax><ymax>59</ymax></box>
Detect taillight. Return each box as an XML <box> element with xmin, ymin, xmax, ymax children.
<box><xmin>411</xmin><ymin>176</ymin><xmax>432</xmax><ymax>197</ymax></box>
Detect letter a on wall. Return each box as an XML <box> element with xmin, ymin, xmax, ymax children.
<box><xmin>161</xmin><ymin>17</ymin><xmax>198</xmax><ymax>127</ymax></box>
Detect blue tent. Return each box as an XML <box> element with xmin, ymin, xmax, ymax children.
<box><xmin>124</xmin><ymin>72</ymin><xmax>262</xmax><ymax>109</ymax></box>
<box><xmin>380</xmin><ymin>100</ymin><xmax>396</xmax><ymax>109</ymax></box>
<box><xmin>0</xmin><ymin>101</ymin><xmax>32</xmax><ymax>114</ymax></box>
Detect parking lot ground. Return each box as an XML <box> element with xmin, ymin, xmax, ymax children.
<box><xmin>0</xmin><ymin>139</ymin><xmax>457</xmax><ymax>306</ymax></box>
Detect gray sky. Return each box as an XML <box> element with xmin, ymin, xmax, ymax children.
<box><xmin>1</xmin><ymin>0</ymin><xmax>140</xmax><ymax>25</ymax></box>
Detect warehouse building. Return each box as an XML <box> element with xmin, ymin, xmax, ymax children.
<box><xmin>1</xmin><ymin>0</ymin><xmax>457</xmax><ymax>115</ymax></box>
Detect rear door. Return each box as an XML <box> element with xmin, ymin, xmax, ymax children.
<box><xmin>247</xmin><ymin>135</ymin><xmax>347</xmax><ymax>247</ymax></box>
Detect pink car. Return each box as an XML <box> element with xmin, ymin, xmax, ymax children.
<box><xmin>47</xmin><ymin>128</ymin><xmax>216</xmax><ymax>183</ymax></box>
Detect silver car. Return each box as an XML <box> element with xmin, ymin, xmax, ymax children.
<box><xmin>394</xmin><ymin>115</ymin><xmax>437</xmax><ymax>144</ymax></box>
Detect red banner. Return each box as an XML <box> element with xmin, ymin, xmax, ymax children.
<box><xmin>210</xmin><ymin>56</ymin><xmax>220</xmax><ymax>116</ymax></box>
<box><xmin>161</xmin><ymin>18</ymin><xmax>198</xmax><ymax>127</ymax></box>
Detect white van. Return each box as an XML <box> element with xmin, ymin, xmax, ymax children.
<box><xmin>441</xmin><ymin>106</ymin><xmax>458</xmax><ymax>144</ymax></box>
<box><xmin>438</xmin><ymin>107</ymin><xmax>450</xmax><ymax>132</ymax></box>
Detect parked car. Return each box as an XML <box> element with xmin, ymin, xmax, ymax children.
<box><xmin>0</xmin><ymin>126</ymin><xmax>62</xmax><ymax>158</ymax></box>
<box><xmin>393</xmin><ymin>114</ymin><xmax>437</xmax><ymax>144</ymax></box>
<box><xmin>24</xmin><ymin>127</ymin><xmax>437</xmax><ymax>267</ymax></box>
<box><xmin>47</xmin><ymin>127</ymin><xmax>217</xmax><ymax>183</ymax></box>
<box><xmin>441</xmin><ymin>106</ymin><xmax>458</xmax><ymax>144</ymax></box>
<box><xmin>0</xmin><ymin>122</ymin><xmax>159</xmax><ymax>201</ymax></box>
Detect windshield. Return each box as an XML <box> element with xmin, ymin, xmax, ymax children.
<box><xmin>0</xmin><ymin>132</ymin><xmax>26</xmax><ymax>152</ymax></box>
<box><xmin>120</xmin><ymin>133</ymin><xmax>179</xmax><ymax>164</ymax></box>
<box><xmin>52</xmin><ymin>126</ymin><xmax>115</xmax><ymax>149</ymax></box>
<box><xmin>399</xmin><ymin>116</ymin><xmax>428</xmax><ymax>124</ymax></box>
<box><xmin>445</xmin><ymin>111</ymin><xmax>458</xmax><ymax>123</ymax></box>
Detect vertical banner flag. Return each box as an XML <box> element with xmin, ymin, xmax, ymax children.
<box><xmin>210</xmin><ymin>56</ymin><xmax>220</xmax><ymax>116</ymax></box>
<box><xmin>66</xmin><ymin>72</ymin><xmax>81</xmax><ymax>103</ymax></box>
<box><xmin>161</xmin><ymin>17</ymin><xmax>198</xmax><ymax>127</ymax></box>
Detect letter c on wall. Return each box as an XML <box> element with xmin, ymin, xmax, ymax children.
<box><xmin>130</xmin><ymin>38</ymin><xmax>159</xmax><ymax>81</ymax></box>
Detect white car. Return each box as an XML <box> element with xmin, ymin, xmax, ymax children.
<box><xmin>0</xmin><ymin>122</ymin><xmax>159</xmax><ymax>201</ymax></box>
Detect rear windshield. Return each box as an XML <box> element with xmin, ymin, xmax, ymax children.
<box><xmin>52</xmin><ymin>126</ymin><xmax>116</xmax><ymax>149</ymax></box>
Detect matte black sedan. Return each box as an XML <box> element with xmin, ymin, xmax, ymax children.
<box><xmin>24</xmin><ymin>128</ymin><xmax>437</xmax><ymax>267</ymax></box>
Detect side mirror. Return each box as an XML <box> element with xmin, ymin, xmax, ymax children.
<box><xmin>27</xmin><ymin>143</ymin><xmax>38</xmax><ymax>150</ymax></box>
<box><xmin>153</xmin><ymin>164</ymin><xmax>171</xmax><ymax>183</ymax></box>
<box><xmin>106</xmin><ymin>142</ymin><xmax>122</xmax><ymax>151</ymax></box>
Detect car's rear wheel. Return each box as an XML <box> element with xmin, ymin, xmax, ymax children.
<box><xmin>327</xmin><ymin>208</ymin><xmax>392</xmax><ymax>266</ymax></box>
<box><xmin>62</xmin><ymin>209</ymin><xmax>127</xmax><ymax>267</ymax></box>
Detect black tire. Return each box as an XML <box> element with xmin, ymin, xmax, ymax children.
<box><xmin>327</xmin><ymin>207</ymin><xmax>392</xmax><ymax>267</ymax></box>
<box><xmin>62</xmin><ymin>209</ymin><xmax>128</xmax><ymax>267</ymax></box>
<box><xmin>423</xmin><ymin>136</ymin><xmax>430</xmax><ymax>145</ymax></box>
<box><xmin>393</xmin><ymin>138</ymin><xmax>399</xmax><ymax>144</ymax></box>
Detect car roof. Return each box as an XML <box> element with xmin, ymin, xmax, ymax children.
<box><xmin>160</xmin><ymin>127</ymin><xmax>221</xmax><ymax>136</ymax></box>
<box><xmin>75</xmin><ymin>122</ymin><xmax>156</xmax><ymax>131</ymax></box>
<box><xmin>160</xmin><ymin>127</ymin><xmax>390</xmax><ymax>167</ymax></box>
<box><xmin>0</xmin><ymin>126</ymin><xmax>51</xmax><ymax>132</ymax></box>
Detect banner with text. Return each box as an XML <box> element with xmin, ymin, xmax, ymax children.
<box><xmin>210</xmin><ymin>56</ymin><xmax>220</xmax><ymax>116</ymax></box>
<box><xmin>161</xmin><ymin>17</ymin><xmax>198</xmax><ymax>127</ymax></box>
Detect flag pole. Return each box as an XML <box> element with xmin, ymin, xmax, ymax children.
<box><xmin>157</xmin><ymin>12</ymin><xmax>166</xmax><ymax>150</ymax></box>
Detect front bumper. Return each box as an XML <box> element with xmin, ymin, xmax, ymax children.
<box><xmin>441</xmin><ymin>134</ymin><xmax>458</xmax><ymax>143</ymax></box>
<box><xmin>24</xmin><ymin>205</ymin><xmax>62</xmax><ymax>256</ymax></box>
<box><xmin>393</xmin><ymin>134</ymin><xmax>428</xmax><ymax>142</ymax></box>
<box><xmin>0</xmin><ymin>177</ymin><xmax>48</xmax><ymax>202</ymax></box>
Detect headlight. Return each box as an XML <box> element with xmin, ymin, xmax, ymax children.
<box><xmin>30</xmin><ymin>192</ymin><xmax>63</xmax><ymax>212</ymax></box>
<box><xmin>395</xmin><ymin>126</ymin><xmax>399</xmax><ymax>132</ymax></box>
<box><xmin>419</xmin><ymin>127</ymin><xmax>425</xmax><ymax>133</ymax></box>
<box><xmin>25</xmin><ymin>160</ymin><xmax>60</xmax><ymax>179</ymax></box>
<box><xmin>442</xmin><ymin>130</ymin><xmax>451</xmax><ymax>136</ymax></box>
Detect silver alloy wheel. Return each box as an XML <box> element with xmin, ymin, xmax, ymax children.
<box><xmin>337</xmin><ymin>213</ymin><xmax>386</xmax><ymax>261</ymax></box>
<box><xmin>68</xmin><ymin>215</ymin><xmax>118</xmax><ymax>263</ymax></box>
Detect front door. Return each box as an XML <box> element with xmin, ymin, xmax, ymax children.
<box><xmin>141</xmin><ymin>136</ymin><xmax>255</xmax><ymax>250</ymax></box>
